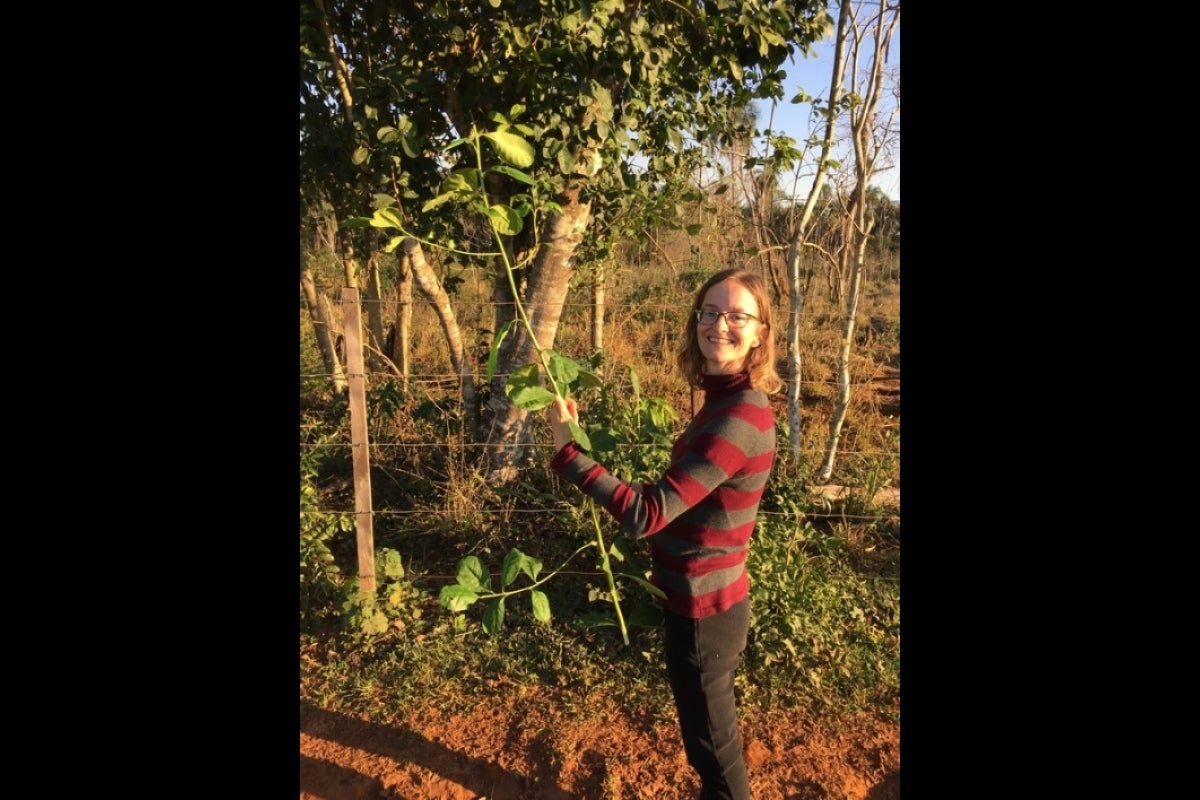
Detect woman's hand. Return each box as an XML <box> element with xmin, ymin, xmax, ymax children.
<box><xmin>549</xmin><ymin>395</ymin><xmax>579</xmax><ymax>453</ymax></box>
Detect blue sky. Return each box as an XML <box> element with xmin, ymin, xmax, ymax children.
<box><xmin>753</xmin><ymin>24</ymin><xmax>900</xmax><ymax>202</ymax></box>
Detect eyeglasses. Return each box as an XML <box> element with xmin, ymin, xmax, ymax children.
<box><xmin>695</xmin><ymin>308</ymin><xmax>760</xmax><ymax>328</ymax></box>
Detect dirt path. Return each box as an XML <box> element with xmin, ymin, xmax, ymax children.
<box><xmin>300</xmin><ymin>687</ymin><xmax>899</xmax><ymax>799</ymax></box>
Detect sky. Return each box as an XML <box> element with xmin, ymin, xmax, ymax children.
<box><xmin>752</xmin><ymin>23</ymin><xmax>900</xmax><ymax>202</ymax></box>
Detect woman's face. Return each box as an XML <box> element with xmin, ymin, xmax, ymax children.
<box><xmin>696</xmin><ymin>279</ymin><xmax>763</xmax><ymax>375</ymax></box>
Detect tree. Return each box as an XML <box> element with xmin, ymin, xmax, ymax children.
<box><xmin>813</xmin><ymin>0</ymin><xmax>899</xmax><ymax>482</ymax></box>
<box><xmin>299</xmin><ymin>0</ymin><xmax>834</xmax><ymax>482</ymax></box>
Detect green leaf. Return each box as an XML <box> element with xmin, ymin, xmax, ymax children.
<box><xmin>618</xmin><ymin>571</ymin><xmax>668</xmax><ymax>601</ymax></box>
<box><xmin>370</xmin><ymin>207</ymin><xmax>405</xmax><ymax>230</ymax></box>
<box><xmin>482</xmin><ymin>131</ymin><xmax>535</xmax><ymax>167</ymax></box>
<box><xmin>569</xmin><ymin>420</ymin><xmax>592</xmax><ymax>452</ymax></box>
<box><xmin>439</xmin><ymin>584</ymin><xmax>479</xmax><ymax>612</ymax></box>
<box><xmin>547</xmin><ymin>351</ymin><xmax>581</xmax><ymax>389</ymax></box>
<box><xmin>508</xmin><ymin>384</ymin><xmax>555</xmax><ymax>411</ymax></box>
<box><xmin>574</xmin><ymin>370</ymin><xmax>603</xmax><ymax>392</ymax></box>
<box><xmin>361</xmin><ymin>609</ymin><xmax>389</xmax><ymax>635</ymax></box>
<box><xmin>485</xmin><ymin>203</ymin><xmax>523</xmax><ymax>236</ymax></box>
<box><xmin>686</xmin><ymin>223</ymin><xmax>702</xmax><ymax>235</ymax></box>
<box><xmin>483</xmin><ymin>598</ymin><xmax>505</xmax><ymax>634</ymax></box>
<box><xmin>351</xmin><ymin>146</ymin><xmax>369</xmax><ymax>165</ymax></box>
<box><xmin>454</xmin><ymin>556</ymin><xmax>490</xmax><ymax>593</ymax></box>
<box><xmin>490</xmin><ymin>165</ymin><xmax>536</xmax><ymax>185</ymax></box>
<box><xmin>505</xmin><ymin>363</ymin><xmax>555</xmax><ymax>410</ymax></box>
<box><xmin>575</xmin><ymin>612</ymin><xmax>619</xmax><ymax>629</ymax></box>
<box><xmin>530</xmin><ymin>590</ymin><xmax>551</xmax><ymax>623</ymax></box>
<box><xmin>588</xmin><ymin>427</ymin><xmax>618</xmax><ymax>454</ymax></box>
<box><xmin>378</xmin><ymin>548</ymin><xmax>404</xmax><ymax>580</ymax></box>
<box><xmin>501</xmin><ymin>548</ymin><xmax>523</xmax><ymax>588</ymax></box>
<box><xmin>486</xmin><ymin>321</ymin><xmax>513</xmax><ymax>383</ymax></box>
<box><xmin>507</xmin><ymin>549</ymin><xmax>542</xmax><ymax>582</ymax></box>
<box><xmin>422</xmin><ymin>192</ymin><xmax>456</xmax><ymax>213</ymax></box>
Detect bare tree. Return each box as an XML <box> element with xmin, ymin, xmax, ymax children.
<box><xmin>814</xmin><ymin>0</ymin><xmax>900</xmax><ymax>482</ymax></box>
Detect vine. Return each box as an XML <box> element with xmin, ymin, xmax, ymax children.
<box><xmin>348</xmin><ymin>108</ymin><xmax>639</xmax><ymax>642</ymax></box>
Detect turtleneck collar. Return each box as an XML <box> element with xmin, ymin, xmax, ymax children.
<box><xmin>701</xmin><ymin>371</ymin><xmax>751</xmax><ymax>399</ymax></box>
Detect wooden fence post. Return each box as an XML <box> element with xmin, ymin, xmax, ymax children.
<box><xmin>341</xmin><ymin>287</ymin><xmax>376</xmax><ymax>593</ymax></box>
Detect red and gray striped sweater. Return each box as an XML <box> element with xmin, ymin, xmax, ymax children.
<box><xmin>551</xmin><ymin>372</ymin><xmax>776</xmax><ymax>619</ymax></box>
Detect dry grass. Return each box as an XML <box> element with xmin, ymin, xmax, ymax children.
<box><xmin>301</xmin><ymin>256</ymin><xmax>900</xmax><ymax>521</ymax></box>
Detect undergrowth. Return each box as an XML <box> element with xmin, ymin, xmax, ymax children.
<box><xmin>299</xmin><ymin>272</ymin><xmax>900</xmax><ymax>726</ymax></box>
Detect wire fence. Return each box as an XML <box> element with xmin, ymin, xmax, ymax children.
<box><xmin>300</xmin><ymin>288</ymin><xmax>901</xmax><ymax>553</ymax></box>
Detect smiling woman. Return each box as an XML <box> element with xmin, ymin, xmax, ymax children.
<box><xmin>545</xmin><ymin>268</ymin><xmax>784</xmax><ymax>800</ymax></box>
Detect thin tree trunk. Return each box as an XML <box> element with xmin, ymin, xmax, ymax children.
<box><xmin>816</xmin><ymin>215</ymin><xmax>870</xmax><ymax>482</ymax></box>
<box><xmin>401</xmin><ymin>237</ymin><xmax>479</xmax><ymax>436</ymax></box>
<box><xmin>392</xmin><ymin>249</ymin><xmax>413</xmax><ymax>392</ymax></box>
<box><xmin>301</xmin><ymin>254</ymin><xmax>348</xmax><ymax>394</ymax></box>
<box><xmin>591</xmin><ymin>262</ymin><xmax>606</xmax><ymax>372</ymax></box>
<box><xmin>364</xmin><ymin>253</ymin><xmax>386</xmax><ymax>371</ymax></box>
<box><xmin>484</xmin><ymin>195</ymin><xmax>591</xmax><ymax>484</ymax></box>
<box><xmin>783</xmin><ymin>0</ymin><xmax>849</xmax><ymax>461</ymax></box>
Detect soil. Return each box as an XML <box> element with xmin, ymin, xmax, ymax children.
<box><xmin>300</xmin><ymin>686</ymin><xmax>899</xmax><ymax>799</ymax></box>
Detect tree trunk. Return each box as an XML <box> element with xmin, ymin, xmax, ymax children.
<box><xmin>300</xmin><ymin>254</ymin><xmax>347</xmax><ymax>394</ymax></box>
<box><xmin>815</xmin><ymin>211</ymin><xmax>869</xmax><ymax>482</ymax></box>
<box><xmin>484</xmin><ymin>194</ymin><xmax>591</xmax><ymax>484</ymax></box>
<box><xmin>364</xmin><ymin>252</ymin><xmax>386</xmax><ymax>371</ymax></box>
<box><xmin>392</xmin><ymin>249</ymin><xmax>414</xmax><ymax>392</ymax></box>
<box><xmin>783</xmin><ymin>3</ymin><xmax>848</xmax><ymax>460</ymax></box>
<box><xmin>591</xmin><ymin>262</ymin><xmax>606</xmax><ymax>372</ymax></box>
<box><xmin>401</xmin><ymin>237</ymin><xmax>479</xmax><ymax>436</ymax></box>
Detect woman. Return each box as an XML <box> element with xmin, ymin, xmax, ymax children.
<box><xmin>548</xmin><ymin>268</ymin><xmax>782</xmax><ymax>800</ymax></box>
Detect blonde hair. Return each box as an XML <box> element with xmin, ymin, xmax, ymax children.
<box><xmin>676</xmin><ymin>268</ymin><xmax>783</xmax><ymax>394</ymax></box>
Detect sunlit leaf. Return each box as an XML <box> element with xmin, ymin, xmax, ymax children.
<box><xmin>370</xmin><ymin>207</ymin><xmax>405</xmax><ymax>229</ymax></box>
<box><xmin>485</xmin><ymin>203</ymin><xmax>523</xmax><ymax>236</ymax></box>
<box><xmin>486</xmin><ymin>321</ymin><xmax>513</xmax><ymax>382</ymax></box>
<box><xmin>531</xmin><ymin>590</ymin><xmax>551</xmax><ymax>623</ymax></box>
<box><xmin>454</xmin><ymin>556</ymin><xmax>490</xmax><ymax>593</ymax></box>
<box><xmin>547</xmin><ymin>351</ymin><xmax>581</xmax><ymax>388</ymax></box>
<box><xmin>569</xmin><ymin>420</ymin><xmax>592</xmax><ymax>452</ymax></box>
<box><xmin>439</xmin><ymin>584</ymin><xmax>479</xmax><ymax>612</ymax></box>
<box><xmin>481</xmin><ymin>131</ymin><xmax>535</xmax><ymax>167</ymax></box>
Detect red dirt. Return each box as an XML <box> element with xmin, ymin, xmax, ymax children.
<box><xmin>300</xmin><ymin>686</ymin><xmax>899</xmax><ymax>799</ymax></box>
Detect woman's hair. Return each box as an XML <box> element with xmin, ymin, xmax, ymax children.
<box><xmin>676</xmin><ymin>268</ymin><xmax>783</xmax><ymax>394</ymax></box>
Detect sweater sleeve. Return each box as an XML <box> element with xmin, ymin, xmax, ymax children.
<box><xmin>550</xmin><ymin>406</ymin><xmax>765</xmax><ymax>539</ymax></box>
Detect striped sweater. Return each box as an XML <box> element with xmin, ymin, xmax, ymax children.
<box><xmin>550</xmin><ymin>372</ymin><xmax>776</xmax><ymax>619</ymax></box>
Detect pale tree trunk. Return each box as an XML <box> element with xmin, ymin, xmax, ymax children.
<box><xmin>782</xmin><ymin>0</ymin><xmax>850</xmax><ymax>460</ymax></box>
<box><xmin>391</xmin><ymin>249</ymin><xmax>414</xmax><ymax>392</ymax></box>
<box><xmin>815</xmin><ymin>212</ymin><xmax>871</xmax><ymax>481</ymax></box>
<box><xmin>484</xmin><ymin>194</ymin><xmax>591</xmax><ymax>484</ymax></box>
<box><xmin>300</xmin><ymin>254</ymin><xmax>348</xmax><ymax>394</ymax></box>
<box><xmin>591</xmin><ymin>262</ymin><xmax>606</xmax><ymax>373</ymax></box>
<box><xmin>364</xmin><ymin>253</ymin><xmax>386</xmax><ymax>371</ymax></box>
<box><xmin>401</xmin><ymin>237</ymin><xmax>480</xmax><ymax>436</ymax></box>
<box><xmin>814</xmin><ymin>0</ymin><xmax>898</xmax><ymax>483</ymax></box>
